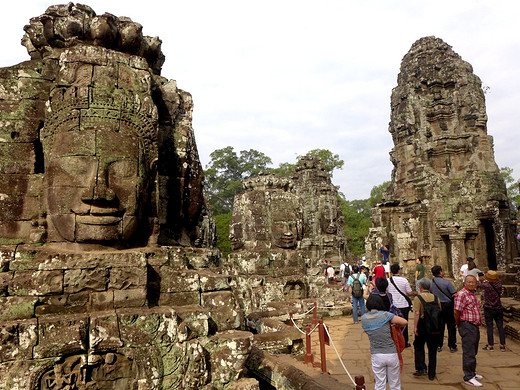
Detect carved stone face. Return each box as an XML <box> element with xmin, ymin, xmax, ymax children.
<box><xmin>271</xmin><ymin>219</ymin><xmax>298</xmax><ymax>249</ymax></box>
<box><xmin>320</xmin><ymin>205</ymin><xmax>338</xmax><ymax>234</ymax></box>
<box><xmin>229</xmin><ymin>216</ymin><xmax>244</xmax><ymax>250</ymax></box>
<box><xmin>44</xmin><ymin>119</ymin><xmax>148</xmax><ymax>243</ymax></box>
<box><xmin>270</xmin><ymin>197</ymin><xmax>301</xmax><ymax>249</ymax></box>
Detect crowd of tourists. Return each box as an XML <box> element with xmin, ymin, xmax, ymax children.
<box><xmin>334</xmin><ymin>250</ymin><xmax>506</xmax><ymax>389</ymax></box>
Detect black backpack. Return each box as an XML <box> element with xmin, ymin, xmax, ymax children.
<box><xmin>342</xmin><ymin>263</ymin><xmax>350</xmax><ymax>278</ymax></box>
<box><xmin>417</xmin><ymin>295</ymin><xmax>443</xmax><ymax>335</ymax></box>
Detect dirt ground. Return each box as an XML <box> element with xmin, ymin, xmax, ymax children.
<box><xmin>295</xmin><ymin>314</ymin><xmax>520</xmax><ymax>389</ymax></box>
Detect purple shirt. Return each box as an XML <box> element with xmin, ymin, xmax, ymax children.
<box><xmin>478</xmin><ymin>281</ymin><xmax>502</xmax><ymax>309</ymax></box>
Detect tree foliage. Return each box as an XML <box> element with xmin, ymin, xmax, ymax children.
<box><xmin>340</xmin><ymin>182</ymin><xmax>389</xmax><ymax>256</ymax></box>
<box><xmin>297</xmin><ymin>149</ymin><xmax>344</xmax><ymax>176</ymax></box>
<box><xmin>500</xmin><ymin>166</ymin><xmax>520</xmax><ymax>211</ymax></box>
<box><xmin>214</xmin><ymin>213</ymin><xmax>232</xmax><ymax>258</ymax></box>
<box><xmin>205</xmin><ymin>147</ymin><xmax>272</xmax><ymax>214</ymax></box>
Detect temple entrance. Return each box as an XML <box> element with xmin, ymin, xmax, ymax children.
<box><xmin>441</xmin><ymin>235</ymin><xmax>453</xmax><ymax>277</ymax></box>
<box><xmin>482</xmin><ymin>220</ymin><xmax>497</xmax><ymax>270</ymax></box>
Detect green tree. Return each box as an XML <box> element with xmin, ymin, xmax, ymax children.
<box><xmin>297</xmin><ymin>148</ymin><xmax>344</xmax><ymax>176</ymax></box>
<box><xmin>205</xmin><ymin>147</ymin><xmax>273</xmax><ymax>215</ymax></box>
<box><xmin>368</xmin><ymin>181</ymin><xmax>391</xmax><ymax>206</ymax></box>
<box><xmin>214</xmin><ymin>213</ymin><xmax>232</xmax><ymax>258</ymax></box>
<box><xmin>500</xmin><ymin>167</ymin><xmax>520</xmax><ymax>211</ymax></box>
<box><xmin>340</xmin><ymin>181</ymin><xmax>390</xmax><ymax>256</ymax></box>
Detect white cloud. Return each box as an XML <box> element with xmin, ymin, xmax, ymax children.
<box><xmin>1</xmin><ymin>0</ymin><xmax>519</xmax><ymax>199</ymax></box>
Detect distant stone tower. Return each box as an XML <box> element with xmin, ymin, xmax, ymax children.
<box><xmin>366</xmin><ymin>36</ymin><xmax>517</xmax><ymax>277</ymax></box>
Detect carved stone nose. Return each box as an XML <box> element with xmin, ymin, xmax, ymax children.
<box><xmin>81</xmin><ymin>165</ymin><xmax>117</xmax><ymax>204</ymax></box>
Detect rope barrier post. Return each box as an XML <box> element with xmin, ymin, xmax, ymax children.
<box><xmin>355</xmin><ymin>375</ymin><xmax>366</xmax><ymax>389</ymax></box>
<box><xmin>312</xmin><ymin>302</ymin><xmax>317</xmax><ymax>326</ymax></box>
<box><xmin>304</xmin><ymin>325</ymin><xmax>314</xmax><ymax>365</ymax></box>
<box><xmin>289</xmin><ymin>312</ymin><xmax>293</xmax><ymax>326</ymax></box>
<box><xmin>318</xmin><ymin>320</ymin><xmax>328</xmax><ymax>374</ymax></box>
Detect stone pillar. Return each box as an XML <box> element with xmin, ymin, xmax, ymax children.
<box><xmin>450</xmin><ymin>234</ymin><xmax>467</xmax><ymax>278</ymax></box>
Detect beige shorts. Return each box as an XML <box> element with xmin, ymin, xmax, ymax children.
<box><xmin>383</xmin><ymin>263</ymin><xmax>390</xmax><ymax>273</ymax></box>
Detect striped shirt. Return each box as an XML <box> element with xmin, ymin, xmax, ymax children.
<box><xmin>454</xmin><ymin>287</ymin><xmax>482</xmax><ymax>326</ymax></box>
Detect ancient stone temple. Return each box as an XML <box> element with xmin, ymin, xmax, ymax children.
<box><xmin>0</xmin><ymin>4</ymin><xmax>255</xmax><ymax>389</ymax></box>
<box><xmin>228</xmin><ymin>156</ymin><xmax>347</xmax><ymax>312</ymax></box>
<box><xmin>366</xmin><ymin>36</ymin><xmax>517</xmax><ymax>277</ymax></box>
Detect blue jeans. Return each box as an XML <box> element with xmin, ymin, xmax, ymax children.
<box><xmin>352</xmin><ymin>296</ymin><xmax>365</xmax><ymax>323</ymax></box>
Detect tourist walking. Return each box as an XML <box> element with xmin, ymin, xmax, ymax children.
<box><xmin>322</xmin><ymin>259</ymin><xmax>329</xmax><ymax>285</ymax></box>
<box><xmin>479</xmin><ymin>270</ymin><xmax>506</xmax><ymax>352</ymax></box>
<box><xmin>414</xmin><ymin>257</ymin><xmax>424</xmax><ymax>291</ymax></box>
<box><xmin>340</xmin><ymin>261</ymin><xmax>351</xmax><ymax>291</ymax></box>
<box><xmin>346</xmin><ymin>265</ymin><xmax>367</xmax><ymax>323</ymax></box>
<box><xmin>459</xmin><ymin>257</ymin><xmax>470</xmax><ymax>282</ymax></box>
<box><xmin>454</xmin><ymin>275</ymin><xmax>483</xmax><ymax>387</ymax></box>
<box><xmin>387</xmin><ymin>263</ymin><xmax>414</xmax><ymax>347</ymax></box>
<box><xmin>372</xmin><ymin>260</ymin><xmax>386</xmax><ymax>290</ymax></box>
<box><xmin>466</xmin><ymin>258</ymin><xmax>482</xmax><ymax>280</ymax></box>
<box><xmin>430</xmin><ymin>265</ymin><xmax>458</xmax><ymax>352</ymax></box>
<box><xmin>327</xmin><ymin>263</ymin><xmax>336</xmax><ymax>285</ymax></box>
<box><xmin>361</xmin><ymin>294</ymin><xmax>408</xmax><ymax>390</ymax></box>
<box><xmin>412</xmin><ymin>278</ymin><xmax>442</xmax><ymax>380</ymax></box>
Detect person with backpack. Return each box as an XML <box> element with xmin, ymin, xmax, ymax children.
<box><xmin>340</xmin><ymin>261</ymin><xmax>351</xmax><ymax>291</ymax></box>
<box><xmin>346</xmin><ymin>264</ymin><xmax>367</xmax><ymax>323</ymax></box>
<box><xmin>430</xmin><ymin>265</ymin><xmax>458</xmax><ymax>353</ymax></box>
<box><xmin>412</xmin><ymin>278</ymin><xmax>443</xmax><ymax>380</ymax></box>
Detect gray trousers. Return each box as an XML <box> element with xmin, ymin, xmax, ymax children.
<box><xmin>458</xmin><ymin>321</ymin><xmax>480</xmax><ymax>381</ymax></box>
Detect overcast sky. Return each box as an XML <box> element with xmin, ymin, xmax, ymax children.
<box><xmin>1</xmin><ymin>1</ymin><xmax>519</xmax><ymax>200</ymax></box>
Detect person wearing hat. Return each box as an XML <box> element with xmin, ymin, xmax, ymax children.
<box><xmin>478</xmin><ymin>270</ymin><xmax>506</xmax><ymax>352</ymax></box>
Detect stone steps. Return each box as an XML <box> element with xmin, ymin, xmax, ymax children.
<box><xmin>503</xmin><ymin>298</ymin><xmax>520</xmax><ymax>342</ymax></box>
<box><xmin>497</xmin><ymin>270</ymin><xmax>518</xmax><ymax>285</ymax></box>
<box><xmin>502</xmin><ymin>284</ymin><xmax>520</xmax><ymax>299</ymax></box>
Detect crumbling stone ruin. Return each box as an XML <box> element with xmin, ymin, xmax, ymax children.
<box><xmin>228</xmin><ymin>156</ymin><xmax>347</xmax><ymax>313</ymax></box>
<box><xmin>0</xmin><ymin>4</ymin><xmax>258</xmax><ymax>389</ymax></box>
<box><xmin>366</xmin><ymin>36</ymin><xmax>518</xmax><ymax>278</ymax></box>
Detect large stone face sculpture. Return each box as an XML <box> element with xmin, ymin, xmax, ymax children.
<box><xmin>228</xmin><ymin>157</ymin><xmax>347</xmax><ymax>311</ymax></box>
<box><xmin>366</xmin><ymin>37</ymin><xmax>517</xmax><ymax>276</ymax></box>
<box><xmin>0</xmin><ymin>4</ymin><xmax>256</xmax><ymax>389</ymax></box>
<box><xmin>0</xmin><ymin>3</ymin><xmax>213</xmax><ymax>248</ymax></box>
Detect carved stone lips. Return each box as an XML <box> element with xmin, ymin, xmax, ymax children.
<box><xmin>76</xmin><ymin>215</ymin><xmax>122</xmax><ymax>225</ymax></box>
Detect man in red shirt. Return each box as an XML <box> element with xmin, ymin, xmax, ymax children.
<box><xmin>454</xmin><ymin>275</ymin><xmax>483</xmax><ymax>387</ymax></box>
<box><xmin>372</xmin><ymin>261</ymin><xmax>386</xmax><ymax>291</ymax></box>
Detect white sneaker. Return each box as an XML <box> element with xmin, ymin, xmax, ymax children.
<box><xmin>464</xmin><ymin>377</ymin><xmax>483</xmax><ymax>387</ymax></box>
<box><xmin>474</xmin><ymin>374</ymin><xmax>483</xmax><ymax>380</ymax></box>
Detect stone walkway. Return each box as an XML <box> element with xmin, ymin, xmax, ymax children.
<box><xmin>304</xmin><ymin>315</ymin><xmax>520</xmax><ymax>389</ymax></box>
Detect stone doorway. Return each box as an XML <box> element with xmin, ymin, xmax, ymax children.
<box><xmin>482</xmin><ymin>219</ymin><xmax>497</xmax><ymax>270</ymax></box>
<box><xmin>441</xmin><ymin>235</ymin><xmax>454</xmax><ymax>277</ymax></box>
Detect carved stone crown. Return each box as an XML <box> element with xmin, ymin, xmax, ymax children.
<box><xmin>43</xmin><ymin>93</ymin><xmax>158</xmax><ymax>163</ymax></box>
<box><xmin>22</xmin><ymin>2</ymin><xmax>165</xmax><ymax>74</ymax></box>
<box><xmin>243</xmin><ymin>174</ymin><xmax>294</xmax><ymax>192</ymax></box>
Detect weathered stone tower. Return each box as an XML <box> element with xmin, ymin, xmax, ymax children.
<box><xmin>0</xmin><ymin>4</ymin><xmax>257</xmax><ymax>389</ymax></box>
<box><xmin>366</xmin><ymin>37</ymin><xmax>517</xmax><ymax>277</ymax></box>
<box><xmin>228</xmin><ymin>157</ymin><xmax>347</xmax><ymax>312</ymax></box>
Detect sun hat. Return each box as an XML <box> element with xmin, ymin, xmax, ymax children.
<box><xmin>484</xmin><ymin>270</ymin><xmax>499</xmax><ymax>283</ymax></box>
